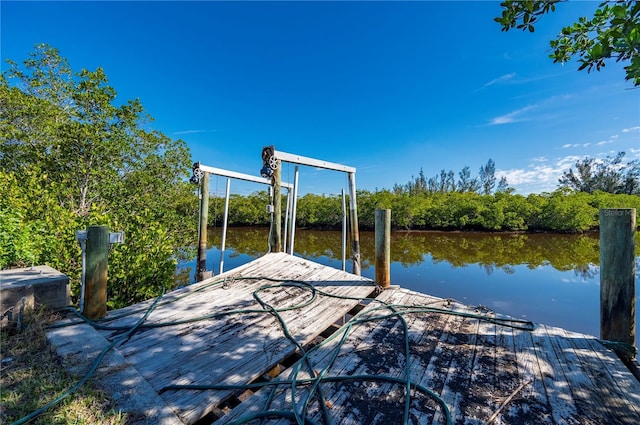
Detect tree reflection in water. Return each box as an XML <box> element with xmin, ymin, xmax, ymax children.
<box><xmin>179</xmin><ymin>226</ymin><xmax>640</xmax><ymax>277</ymax></box>
<box><xmin>177</xmin><ymin>227</ymin><xmax>639</xmax><ymax>350</ymax></box>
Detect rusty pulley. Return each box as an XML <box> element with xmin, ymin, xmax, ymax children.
<box><xmin>190</xmin><ymin>162</ymin><xmax>204</xmax><ymax>184</ymax></box>
<box><xmin>261</xmin><ymin>145</ymin><xmax>279</xmax><ymax>177</ymax></box>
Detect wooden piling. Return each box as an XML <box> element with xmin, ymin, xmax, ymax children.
<box><xmin>269</xmin><ymin>159</ymin><xmax>282</xmax><ymax>252</ymax></box>
<box><xmin>348</xmin><ymin>171</ymin><xmax>361</xmax><ymax>276</ymax></box>
<box><xmin>600</xmin><ymin>208</ymin><xmax>636</xmax><ymax>361</ymax></box>
<box><xmin>375</xmin><ymin>209</ymin><xmax>391</xmax><ymax>288</ymax></box>
<box><xmin>85</xmin><ymin>225</ymin><xmax>109</xmax><ymax>320</ymax></box>
<box><xmin>196</xmin><ymin>172</ymin><xmax>210</xmax><ymax>282</ymax></box>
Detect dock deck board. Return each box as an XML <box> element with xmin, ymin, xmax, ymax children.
<box><xmin>95</xmin><ymin>252</ymin><xmax>378</xmax><ymax>424</ymax></box>
<box><xmin>63</xmin><ymin>252</ymin><xmax>639</xmax><ymax>424</ymax></box>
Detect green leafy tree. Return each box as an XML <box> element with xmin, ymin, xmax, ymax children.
<box><xmin>479</xmin><ymin>159</ymin><xmax>497</xmax><ymax>195</ymax></box>
<box><xmin>1</xmin><ymin>44</ymin><xmax>196</xmax><ymax>306</ymax></box>
<box><xmin>397</xmin><ymin>163</ymin><xmax>494</xmax><ymax>196</ymax></box>
<box><xmin>296</xmin><ymin>193</ymin><xmax>343</xmax><ymax>228</ymax></box>
<box><xmin>559</xmin><ymin>151</ymin><xmax>640</xmax><ymax>194</ymax></box>
<box><xmin>496</xmin><ymin>0</ymin><xmax>640</xmax><ymax>86</ymax></box>
<box><xmin>227</xmin><ymin>191</ymin><xmax>270</xmax><ymax>226</ymax></box>
<box><xmin>540</xmin><ymin>190</ymin><xmax>599</xmax><ymax>232</ymax></box>
<box><xmin>0</xmin><ymin>170</ymin><xmax>80</xmax><ymax>270</ymax></box>
<box><xmin>496</xmin><ymin>176</ymin><xmax>511</xmax><ymax>193</ymax></box>
<box><xmin>457</xmin><ymin>165</ymin><xmax>480</xmax><ymax>193</ymax></box>
<box><xmin>498</xmin><ymin>192</ymin><xmax>530</xmax><ymax>230</ymax></box>
<box><xmin>400</xmin><ymin>168</ymin><xmax>428</xmax><ymax>195</ymax></box>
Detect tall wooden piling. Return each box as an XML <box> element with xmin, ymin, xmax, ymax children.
<box><xmin>375</xmin><ymin>209</ymin><xmax>391</xmax><ymax>288</ymax></box>
<box><xmin>600</xmin><ymin>208</ymin><xmax>636</xmax><ymax>360</ymax></box>
<box><xmin>196</xmin><ymin>172</ymin><xmax>210</xmax><ymax>282</ymax></box>
<box><xmin>269</xmin><ymin>159</ymin><xmax>282</xmax><ymax>252</ymax></box>
<box><xmin>348</xmin><ymin>171</ymin><xmax>361</xmax><ymax>276</ymax></box>
<box><xmin>85</xmin><ymin>225</ymin><xmax>109</xmax><ymax>320</ymax></box>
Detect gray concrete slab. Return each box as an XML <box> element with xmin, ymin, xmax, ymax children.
<box><xmin>1</xmin><ymin>265</ymin><xmax>70</xmax><ymax>328</ymax></box>
<box><xmin>47</xmin><ymin>322</ymin><xmax>184</xmax><ymax>425</ymax></box>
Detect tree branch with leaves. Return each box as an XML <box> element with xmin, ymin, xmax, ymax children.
<box><xmin>496</xmin><ymin>0</ymin><xmax>640</xmax><ymax>86</ymax></box>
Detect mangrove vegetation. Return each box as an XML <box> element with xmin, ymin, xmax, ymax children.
<box><xmin>1</xmin><ymin>44</ymin><xmax>198</xmax><ymax>307</ymax></box>
<box><xmin>216</xmin><ymin>189</ymin><xmax>640</xmax><ymax>233</ymax></box>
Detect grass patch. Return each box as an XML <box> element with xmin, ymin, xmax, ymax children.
<box><xmin>0</xmin><ymin>308</ymin><xmax>127</xmax><ymax>424</ymax></box>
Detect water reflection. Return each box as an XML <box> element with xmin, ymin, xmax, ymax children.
<box><xmin>179</xmin><ymin>226</ymin><xmax>640</xmax><ymax>279</ymax></box>
<box><xmin>177</xmin><ymin>227</ymin><xmax>639</xmax><ymax>350</ymax></box>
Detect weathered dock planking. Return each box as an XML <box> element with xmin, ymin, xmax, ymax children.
<box><xmin>53</xmin><ymin>252</ymin><xmax>639</xmax><ymax>424</ymax></box>
<box><xmin>94</xmin><ymin>252</ymin><xmax>378</xmax><ymax>424</ymax></box>
<box><xmin>215</xmin><ymin>286</ymin><xmax>640</xmax><ymax>424</ymax></box>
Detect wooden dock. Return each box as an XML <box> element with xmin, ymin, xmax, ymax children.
<box><xmin>51</xmin><ymin>252</ymin><xmax>640</xmax><ymax>424</ymax></box>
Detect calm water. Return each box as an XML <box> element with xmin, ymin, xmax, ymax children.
<box><xmin>177</xmin><ymin>227</ymin><xmax>640</xmax><ymax>350</ymax></box>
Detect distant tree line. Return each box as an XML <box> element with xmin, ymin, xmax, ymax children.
<box><xmin>392</xmin><ymin>159</ymin><xmax>510</xmax><ymax>196</ymax></box>
<box><xmin>214</xmin><ymin>153</ymin><xmax>639</xmax><ymax>233</ymax></box>
<box><xmin>212</xmin><ymin>188</ymin><xmax>639</xmax><ymax>234</ymax></box>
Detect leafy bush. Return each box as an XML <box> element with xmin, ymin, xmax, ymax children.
<box><xmin>1</xmin><ymin>45</ymin><xmax>196</xmax><ymax>308</ymax></box>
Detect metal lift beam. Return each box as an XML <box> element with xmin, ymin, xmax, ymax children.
<box><xmin>197</xmin><ymin>163</ymin><xmax>293</xmax><ymax>189</ymax></box>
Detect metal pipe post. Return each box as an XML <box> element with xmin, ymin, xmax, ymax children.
<box><xmin>283</xmin><ymin>189</ymin><xmax>291</xmax><ymax>254</ymax></box>
<box><xmin>288</xmin><ymin>166</ymin><xmax>299</xmax><ymax>255</ymax></box>
<box><xmin>348</xmin><ymin>171</ymin><xmax>361</xmax><ymax>275</ymax></box>
<box><xmin>219</xmin><ymin>178</ymin><xmax>231</xmax><ymax>274</ymax></box>
<box><xmin>341</xmin><ymin>189</ymin><xmax>347</xmax><ymax>271</ymax></box>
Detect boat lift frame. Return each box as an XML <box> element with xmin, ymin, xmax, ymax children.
<box><xmin>192</xmin><ymin>162</ymin><xmax>294</xmax><ymax>277</ymax></box>
<box><xmin>262</xmin><ymin>148</ymin><xmax>361</xmax><ymax>276</ymax></box>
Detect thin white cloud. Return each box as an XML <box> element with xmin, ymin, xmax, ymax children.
<box><xmin>484</xmin><ymin>71</ymin><xmax>566</xmax><ymax>91</ymax></box>
<box><xmin>489</xmin><ymin>104</ymin><xmax>536</xmax><ymax>125</ymax></box>
<box><xmin>611</xmin><ymin>134</ymin><xmax>619</xmax><ymax>139</ymax></box>
<box><xmin>557</xmin><ymin>155</ymin><xmax>583</xmax><ymax>168</ymax></box>
<box><xmin>563</xmin><ymin>138</ymin><xmax>614</xmax><ymax>148</ymax></box>
<box><xmin>532</xmin><ymin>156</ymin><xmax>548</xmax><ymax>163</ymax></box>
<box><xmin>622</xmin><ymin>126</ymin><xmax>640</xmax><ymax>133</ymax></box>
<box><xmin>488</xmin><ymin>94</ymin><xmax>572</xmax><ymax>126</ymax></box>
<box><xmin>597</xmin><ymin>140</ymin><xmax>614</xmax><ymax>145</ymax></box>
<box><xmin>496</xmin><ymin>167</ymin><xmax>552</xmax><ymax>185</ymax></box>
<box><xmin>172</xmin><ymin>129</ymin><xmax>217</xmax><ymax>135</ymax></box>
<box><xmin>506</xmin><ymin>152</ymin><xmax>637</xmax><ymax>193</ymax></box>
<box><xmin>483</xmin><ymin>72</ymin><xmax>516</xmax><ymax>88</ymax></box>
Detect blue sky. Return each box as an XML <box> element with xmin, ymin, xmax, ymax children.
<box><xmin>3</xmin><ymin>1</ymin><xmax>639</xmax><ymax>196</ymax></box>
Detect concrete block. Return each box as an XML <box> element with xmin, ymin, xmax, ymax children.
<box><xmin>47</xmin><ymin>323</ymin><xmax>184</xmax><ymax>424</ymax></box>
<box><xmin>0</xmin><ymin>265</ymin><xmax>70</xmax><ymax>328</ymax></box>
